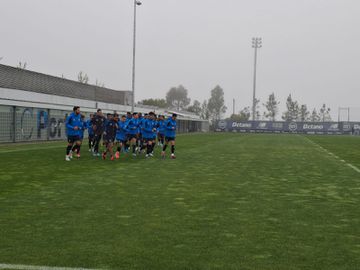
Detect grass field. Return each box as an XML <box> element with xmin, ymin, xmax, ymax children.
<box><xmin>0</xmin><ymin>133</ymin><xmax>360</xmax><ymax>270</ymax></box>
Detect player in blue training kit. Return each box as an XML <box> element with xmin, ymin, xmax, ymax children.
<box><xmin>102</xmin><ymin>114</ymin><xmax>118</xmax><ymax>161</ymax></box>
<box><xmin>151</xmin><ymin>114</ymin><xmax>158</xmax><ymax>154</ymax></box>
<box><xmin>115</xmin><ymin>115</ymin><xmax>128</xmax><ymax>159</ymax></box>
<box><xmin>142</xmin><ymin>112</ymin><xmax>157</xmax><ymax>158</ymax></box>
<box><xmin>71</xmin><ymin>114</ymin><xmax>86</xmax><ymax>158</ymax></box>
<box><xmin>65</xmin><ymin>106</ymin><xmax>82</xmax><ymax>161</ymax></box>
<box><xmin>137</xmin><ymin>113</ymin><xmax>144</xmax><ymax>153</ymax></box>
<box><xmin>127</xmin><ymin>112</ymin><xmax>139</xmax><ymax>156</ymax></box>
<box><xmin>161</xmin><ymin>113</ymin><xmax>177</xmax><ymax>159</ymax></box>
<box><xmin>86</xmin><ymin>114</ymin><xmax>94</xmax><ymax>151</ymax></box>
<box><xmin>124</xmin><ymin>112</ymin><xmax>132</xmax><ymax>152</ymax></box>
<box><xmin>157</xmin><ymin>115</ymin><xmax>166</xmax><ymax>147</ymax></box>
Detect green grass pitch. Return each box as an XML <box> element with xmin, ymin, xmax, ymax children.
<box><xmin>0</xmin><ymin>133</ymin><xmax>359</xmax><ymax>270</ymax></box>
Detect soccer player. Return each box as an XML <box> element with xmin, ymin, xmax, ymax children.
<box><xmin>161</xmin><ymin>113</ymin><xmax>177</xmax><ymax>159</ymax></box>
<box><xmin>92</xmin><ymin>109</ymin><xmax>106</xmax><ymax>157</ymax></box>
<box><xmin>142</xmin><ymin>112</ymin><xmax>157</xmax><ymax>158</ymax></box>
<box><xmin>65</xmin><ymin>106</ymin><xmax>82</xmax><ymax>161</ymax></box>
<box><xmin>71</xmin><ymin>114</ymin><xmax>86</xmax><ymax>158</ymax></box>
<box><xmin>127</xmin><ymin>112</ymin><xmax>139</xmax><ymax>156</ymax></box>
<box><xmin>115</xmin><ymin>115</ymin><xmax>128</xmax><ymax>159</ymax></box>
<box><xmin>102</xmin><ymin>114</ymin><xmax>118</xmax><ymax>160</ymax></box>
<box><xmin>157</xmin><ymin>115</ymin><xmax>166</xmax><ymax>147</ymax></box>
<box><xmin>86</xmin><ymin>114</ymin><xmax>94</xmax><ymax>151</ymax></box>
<box><xmin>151</xmin><ymin>114</ymin><xmax>158</xmax><ymax>154</ymax></box>
<box><xmin>137</xmin><ymin>112</ymin><xmax>144</xmax><ymax>153</ymax></box>
<box><xmin>124</xmin><ymin>112</ymin><xmax>132</xmax><ymax>152</ymax></box>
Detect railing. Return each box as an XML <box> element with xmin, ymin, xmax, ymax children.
<box><xmin>0</xmin><ymin>105</ymin><xmax>209</xmax><ymax>143</ymax></box>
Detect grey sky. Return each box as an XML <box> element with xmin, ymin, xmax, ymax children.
<box><xmin>1</xmin><ymin>0</ymin><xmax>359</xmax><ymax>119</ymax></box>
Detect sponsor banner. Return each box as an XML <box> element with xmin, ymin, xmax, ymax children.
<box><xmin>217</xmin><ymin>120</ymin><xmax>360</xmax><ymax>134</ymax></box>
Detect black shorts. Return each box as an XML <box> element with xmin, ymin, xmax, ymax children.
<box><xmin>165</xmin><ymin>137</ymin><xmax>176</xmax><ymax>142</ymax></box>
<box><xmin>88</xmin><ymin>134</ymin><xmax>94</xmax><ymax>140</ymax></box>
<box><xmin>104</xmin><ymin>136</ymin><xmax>115</xmax><ymax>144</ymax></box>
<box><xmin>67</xmin><ymin>135</ymin><xmax>80</xmax><ymax>143</ymax></box>
<box><xmin>128</xmin><ymin>134</ymin><xmax>137</xmax><ymax>140</ymax></box>
<box><xmin>116</xmin><ymin>139</ymin><xmax>126</xmax><ymax>144</ymax></box>
<box><xmin>143</xmin><ymin>138</ymin><xmax>153</xmax><ymax>143</ymax></box>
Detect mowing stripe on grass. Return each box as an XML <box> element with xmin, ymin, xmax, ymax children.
<box><xmin>0</xmin><ymin>264</ymin><xmax>102</xmax><ymax>270</ymax></box>
<box><xmin>0</xmin><ymin>145</ymin><xmax>63</xmax><ymax>153</ymax></box>
<box><xmin>303</xmin><ymin>136</ymin><xmax>360</xmax><ymax>174</ymax></box>
<box><xmin>0</xmin><ymin>133</ymin><xmax>197</xmax><ymax>154</ymax></box>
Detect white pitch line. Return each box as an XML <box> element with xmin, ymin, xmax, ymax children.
<box><xmin>303</xmin><ymin>136</ymin><xmax>360</xmax><ymax>174</ymax></box>
<box><xmin>347</xmin><ymin>163</ymin><xmax>360</xmax><ymax>173</ymax></box>
<box><xmin>0</xmin><ymin>263</ymin><xmax>103</xmax><ymax>270</ymax></box>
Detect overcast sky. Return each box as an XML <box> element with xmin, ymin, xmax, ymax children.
<box><xmin>1</xmin><ymin>0</ymin><xmax>359</xmax><ymax>119</ymax></box>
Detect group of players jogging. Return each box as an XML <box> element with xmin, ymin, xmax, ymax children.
<box><xmin>65</xmin><ymin>106</ymin><xmax>177</xmax><ymax>161</ymax></box>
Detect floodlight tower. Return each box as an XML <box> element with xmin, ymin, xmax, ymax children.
<box><xmin>252</xmin><ymin>37</ymin><xmax>262</xmax><ymax>121</ymax></box>
<box><xmin>131</xmin><ymin>0</ymin><xmax>142</xmax><ymax>113</ymax></box>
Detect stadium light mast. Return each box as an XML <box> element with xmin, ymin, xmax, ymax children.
<box><xmin>252</xmin><ymin>37</ymin><xmax>262</xmax><ymax>121</ymax></box>
<box><xmin>131</xmin><ymin>0</ymin><xmax>142</xmax><ymax>113</ymax></box>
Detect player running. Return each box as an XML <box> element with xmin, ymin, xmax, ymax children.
<box><xmin>102</xmin><ymin>114</ymin><xmax>118</xmax><ymax>161</ymax></box>
<box><xmin>161</xmin><ymin>113</ymin><xmax>177</xmax><ymax>159</ymax></box>
<box><xmin>142</xmin><ymin>112</ymin><xmax>157</xmax><ymax>158</ymax></box>
<box><xmin>86</xmin><ymin>114</ymin><xmax>94</xmax><ymax>152</ymax></box>
<box><xmin>157</xmin><ymin>115</ymin><xmax>166</xmax><ymax>147</ymax></box>
<box><xmin>127</xmin><ymin>112</ymin><xmax>139</xmax><ymax>157</ymax></box>
<box><xmin>115</xmin><ymin>115</ymin><xmax>128</xmax><ymax>159</ymax></box>
<box><xmin>65</xmin><ymin>106</ymin><xmax>82</xmax><ymax>161</ymax></box>
<box><xmin>71</xmin><ymin>114</ymin><xmax>86</xmax><ymax>158</ymax></box>
<box><xmin>92</xmin><ymin>109</ymin><xmax>106</xmax><ymax>157</ymax></box>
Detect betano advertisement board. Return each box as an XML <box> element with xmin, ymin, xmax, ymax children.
<box><xmin>217</xmin><ymin>120</ymin><xmax>360</xmax><ymax>135</ymax></box>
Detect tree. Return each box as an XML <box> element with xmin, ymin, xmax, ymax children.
<box><xmin>239</xmin><ymin>106</ymin><xmax>251</xmax><ymax>121</ymax></box>
<box><xmin>139</xmin><ymin>98</ymin><xmax>167</xmax><ymax>108</ymax></box>
<box><xmin>263</xmin><ymin>93</ymin><xmax>279</xmax><ymax>121</ymax></box>
<box><xmin>200</xmin><ymin>100</ymin><xmax>210</xmax><ymax>120</ymax></box>
<box><xmin>166</xmin><ymin>85</ymin><xmax>191</xmax><ymax>111</ymax></box>
<box><xmin>282</xmin><ymin>94</ymin><xmax>300</xmax><ymax>121</ymax></box>
<box><xmin>187</xmin><ymin>100</ymin><xmax>202</xmax><ymax>115</ymax></box>
<box><xmin>17</xmin><ymin>61</ymin><xmax>27</xmax><ymax>70</ymax></box>
<box><xmin>95</xmin><ymin>79</ymin><xmax>105</xmax><ymax>88</ymax></box>
<box><xmin>208</xmin><ymin>85</ymin><xmax>227</xmax><ymax>122</ymax></box>
<box><xmin>229</xmin><ymin>107</ymin><xmax>251</xmax><ymax>121</ymax></box>
<box><xmin>78</xmin><ymin>71</ymin><xmax>89</xmax><ymax>84</ymax></box>
<box><xmin>319</xmin><ymin>104</ymin><xmax>332</xmax><ymax>122</ymax></box>
<box><xmin>310</xmin><ymin>108</ymin><xmax>320</xmax><ymax>122</ymax></box>
<box><xmin>299</xmin><ymin>104</ymin><xmax>310</xmax><ymax>122</ymax></box>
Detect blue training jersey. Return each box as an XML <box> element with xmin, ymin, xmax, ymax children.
<box><xmin>116</xmin><ymin>121</ymin><xmax>128</xmax><ymax>141</ymax></box>
<box><xmin>158</xmin><ymin>120</ymin><xmax>166</xmax><ymax>135</ymax></box>
<box><xmin>66</xmin><ymin>112</ymin><xmax>82</xmax><ymax>136</ymax></box>
<box><xmin>86</xmin><ymin>119</ymin><xmax>94</xmax><ymax>136</ymax></box>
<box><xmin>165</xmin><ymin>117</ymin><xmax>177</xmax><ymax>138</ymax></box>
<box><xmin>127</xmin><ymin>118</ymin><xmax>139</xmax><ymax>135</ymax></box>
<box><xmin>142</xmin><ymin>118</ymin><xmax>154</xmax><ymax>139</ymax></box>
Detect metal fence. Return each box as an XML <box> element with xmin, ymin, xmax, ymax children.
<box><xmin>0</xmin><ymin>105</ymin><xmax>208</xmax><ymax>143</ymax></box>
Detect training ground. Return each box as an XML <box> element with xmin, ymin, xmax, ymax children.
<box><xmin>0</xmin><ymin>133</ymin><xmax>359</xmax><ymax>270</ymax></box>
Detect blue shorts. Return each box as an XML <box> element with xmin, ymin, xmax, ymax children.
<box><xmin>165</xmin><ymin>136</ymin><xmax>176</xmax><ymax>142</ymax></box>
